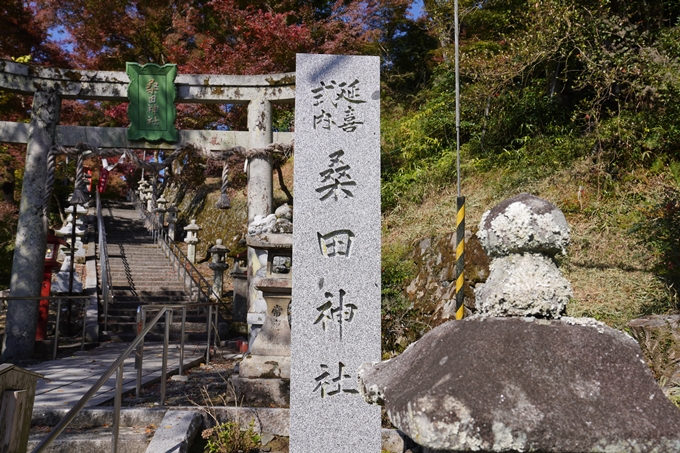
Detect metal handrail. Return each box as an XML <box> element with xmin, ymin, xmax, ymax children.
<box><xmin>96</xmin><ymin>190</ymin><xmax>114</xmax><ymax>330</ymax></box>
<box><xmin>158</xmin><ymin>228</ymin><xmax>219</xmax><ymax>302</ymax></box>
<box><xmin>1</xmin><ymin>295</ymin><xmax>91</xmax><ymax>359</ymax></box>
<box><xmin>135</xmin><ymin>301</ymin><xmax>220</xmax><ymax>395</ymax></box>
<box><xmin>130</xmin><ymin>189</ymin><xmax>221</xmax><ymax>303</ymax></box>
<box><xmin>31</xmin><ymin>308</ymin><xmax>166</xmax><ymax>453</ymax></box>
<box><xmin>31</xmin><ymin>300</ymin><xmax>220</xmax><ymax>453</ymax></box>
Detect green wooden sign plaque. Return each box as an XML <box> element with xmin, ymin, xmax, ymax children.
<box><xmin>126</xmin><ymin>63</ymin><xmax>179</xmax><ymax>143</ymax></box>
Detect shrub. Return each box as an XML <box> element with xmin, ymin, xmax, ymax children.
<box><xmin>202</xmin><ymin>419</ymin><xmax>260</xmax><ymax>453</ymax></box>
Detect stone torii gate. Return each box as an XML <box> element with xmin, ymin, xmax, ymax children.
<box><xmin>0</xmin><ymin>60</ymin><xmax>295</xmax><ymax>361</ymax></box>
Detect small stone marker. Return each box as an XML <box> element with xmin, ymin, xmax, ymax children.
<box><xmin>291</xmin><ymin>54</ymin><xmax>381</xmax><ymax>452</ymax></box>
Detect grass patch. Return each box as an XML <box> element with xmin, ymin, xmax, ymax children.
<box><xmin>382</xmin><ymin>149</ymin><xmax>680</xmax><ymax>332</ymax></box>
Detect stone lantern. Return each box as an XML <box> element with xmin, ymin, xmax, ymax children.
<box><xmin>60</xmin><ymin>209</ymin><xmax>86</xmax><ymax>255</ymax></box>
<box><xmin>136</xmin><ymin>179</ymin><xmax>147</xmax><ymax>200</ymax></box>
<box><xmin>208</xmin><ymin>239</ymin><xmax>230</xmax><ymax>300</ymax></box>
<box><xmin>56</xmin><ymin>214</ymin><xmax>84</xmax><ymax>238</ymax></box>
<box><xmin>156</xmin><ymin>196</ymin><xmax>167</xmax><ymax>226</ymax></box>
<box><xmin>232</xmin><ymin>233</ymin><xmax>292</xmax><ymax>406</ymax></box>
<box><xmin>230</xmin><ymin>256</ymin><xmax>248</xmax><ymax>323</ymax></box>
<box><xmin>166</xmin><ymin>205</ymin><xmax>179</xmax><ymax>241</ymax></box>
<box><xmin>65</xmin><ymin>204</ymin><xmax>88</xmax><ymax>216</ymax></box>
<box><xmin>145</xmin><ymin>186</ymin><xmax>155</xmax><ymax>211</ymax></box>
<box><xmin>184</xmin><ymin>219</ymin><xmax>201</xmax><ymax>263</ymax></box>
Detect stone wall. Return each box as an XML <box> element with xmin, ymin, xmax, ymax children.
<box><xmin>404</xmin><ymin>229</ymin><xmax>490</xmax><ymax>327</ymax></box>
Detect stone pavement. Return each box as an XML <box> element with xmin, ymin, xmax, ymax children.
<box><xmin>27</xmin><ymin>341</ymin><xmax>205</xmax><ymax>409</ymax></box>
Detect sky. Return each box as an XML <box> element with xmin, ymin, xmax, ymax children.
<box><xmin>408</xmin><ymin>0</ymin><xmax>425</xmax><ymax>19</ymax></box>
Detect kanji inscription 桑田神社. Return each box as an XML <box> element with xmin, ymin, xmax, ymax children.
<box><xmin>126</xmin><ymin>62</ymin><xmax>179</xmax><ymax>143</ymax></box>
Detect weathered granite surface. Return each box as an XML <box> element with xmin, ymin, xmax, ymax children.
<box><xmin>474</xmin><ymin>253</ymin><xmax>571</xmax><ymax>318</ymax></box>
<box><xmin>358</xmin><ymin>317</ymin><xmax>680</xmax><ymax>452</ymax></box>
<box><xmin>477</xmin><ymin>193</ymin><xmax>570</xmax><ymax>257</ymax></box>
<box><xmin>475</xmin><ymin>194</ymin><xmax>572</xmax><ymax>318</ymax></box>
<box><xmin>291</xmin><ymin>53</ymin><xmax>382</xmax><ymax>453</ymax></box>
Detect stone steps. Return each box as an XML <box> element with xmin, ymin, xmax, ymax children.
<box><xmin>107</xmin><ymin>268</ymin><xmax>175</xmax><ymax>274</ymax></box>
<box><xmin>99</xmin><ymin>200</ymin><xmax>199</xmax><ymax>343</ymax></box>
<box><xmin>108</xmin><ymin>297</ymin><xmax>195</xmax><ymax>305</ymax></box>
<box><xmin>99</xmin><ymin>329</ymin><xmax>210</xmax><ymax>343</ymax></box>
<box><xmin>102</xmin><ymin>319</ymin><xmax>210</xmax><ymax>334</ymax></box>
<box><xmin>108</xmin><ymin>276</ymin><xmax>183</xmax><ymax>284</ymax></box>
<box><xmin>105</xmin><ymin>313</ymin><xmax>207</xmax><ymax>323</ymax></box>
<box><xmin>108</xmin><ymin>255</ymin><xmax>174</xmax><ymax>260</ymax></box>
<box><xmin>28</xmin><ymin>427</ymin><xmax>152</xmax><ymax>453</ymax></box>
<box><xmin>107</xmin><ymin>257</ymin><xmax>172</xmax><ymax>263</ymax></box>
<box><xmin>111</xmin><ymin>285</ymin><xmax>187</xmax><ymax>293</ymax></box>
<box><xmin>27</xmin><ymin>408</ymin><xmax>201</xmax><ymax>453</ymax></box>
<box><xmin>107</xmin><ymin>254</ymin><xmax>174</xmax><ymax>261</ymax></box>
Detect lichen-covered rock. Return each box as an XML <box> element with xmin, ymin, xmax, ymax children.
<box><xmin>477</xmin><ymin>193</ymin><xmax>570</xmax><ymax>257</ymax></box>
<box><xmin>272</xmin><ymin>218</ymin><xmax>293</xmax><ymax>234</ymax></box>
<box><xmin>358</xmin><ymin>317</ymin><xmax>680</xmax><ymax>453</ymax></box>
<box><xmin>248</xmin><ymin>213</ymin><xmax>277</xmax><ymax>235</ymax></box>
<box><xmin>474</xmin><ymin>253</ymin><xmax>571</xmax><ymax>318</ymax></box>
<box><xmin>248</xmin><ymin>208</ymin><xmax>293</xmax><ymax>235</ymax></box>
<box><xmin>275</xmin><ymin>203</ymin><xmax>293</xmax><ymax>221</ymax></box>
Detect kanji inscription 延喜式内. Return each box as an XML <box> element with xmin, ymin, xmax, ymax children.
<box><xmin>311</xmin><ymin>79</ymin><xmax>366</xmax><ymax>132</ymax></box>
<box><xmin>292</xmin><ymin>53</ymin><xmax>381</xmax><ymax>453</ymax></box>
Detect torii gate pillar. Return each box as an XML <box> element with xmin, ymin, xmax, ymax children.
<box><xmin>2</xmin><ymin>88</ymin><xmax>61</xmax><ymax>362</ymax></box>
<box><xmin>245</xmin><ymin>97</ymin><xmax>274</xmax><ymax>346</ymax></box>
<box><xmin>246</xmin><ymin>97</ymin><xmax>273</xmax><ymax>222</ymax></box>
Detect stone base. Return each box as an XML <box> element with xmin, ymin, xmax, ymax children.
<box><xmin>230</xmin><ymin>376</ymin><xmax>289</xmax><ymax>407</ymax></box>
<box><xmin>359</xmin><ymin>317</ymin><xmax>680</xmax><ymax>452</ymax></box>
<box><xmin>239</xmin><ymin>354</ymin><xmax>290</xmax><ymax>379</ymax></box>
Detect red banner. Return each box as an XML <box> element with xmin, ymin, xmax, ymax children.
<box><xmin>98</xmin><ymin>168</ymin><xmax>109</xmax><ymax>193</ymax></box>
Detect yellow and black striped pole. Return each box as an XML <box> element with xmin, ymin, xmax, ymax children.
<box><xmin>454</xmin><ymin>0</ymin><xmax>464</xmax><ymax>319</ymax></box>
<box><xmin>455</xmin><ymin>196</ymin><xmax>465</xmax><ymax>319</ymax></box>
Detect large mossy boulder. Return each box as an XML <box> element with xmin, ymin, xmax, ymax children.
<box><xmin>358</xmin><ymin>317</ymin><xmax>680</xmax><ymax>452</ymax></box>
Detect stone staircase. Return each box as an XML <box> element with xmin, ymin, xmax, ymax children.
<box><xmin>99</xmin><ymin>200</ymin><xmax>207</xmax><ymax>343</ymax></box>
<box><xmin>28</xmin><ymin>408</ymin><xmax>203</xmax><ymax>453</ymax></box>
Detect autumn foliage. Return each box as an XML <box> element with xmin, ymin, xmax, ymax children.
<box><xmin>33</xmin><ymin>0</ymin><xmax>396</xmax><ymax>73</ymax></box>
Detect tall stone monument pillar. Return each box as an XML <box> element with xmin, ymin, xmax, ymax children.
<box><xmin>291</xmin><ymin>54</ymin><xmax>381</xmax><ymax>452</ymax></box>
<box><xmin>2</xmin><ymin>88</ymin><xmax>61</xmax><ymax>361</ymax></box>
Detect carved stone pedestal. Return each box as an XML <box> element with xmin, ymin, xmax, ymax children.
<box><xmin>232</xmin><ymin>275</ymin><xmax>292</xmax><ymax>407</ymax></box>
